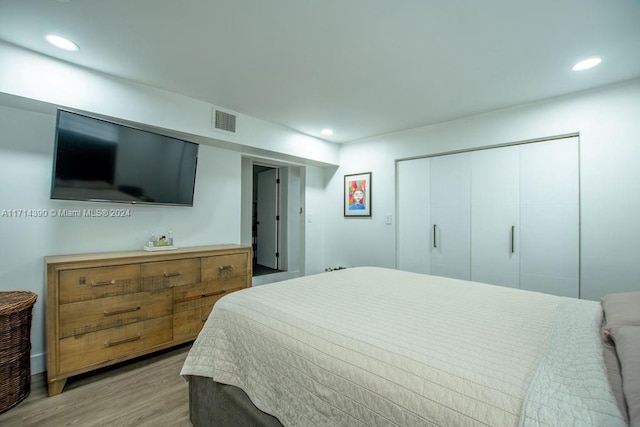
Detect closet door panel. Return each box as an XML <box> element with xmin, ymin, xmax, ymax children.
<box><xmin>520</xmin><ymin>138</ymin><xmax>579</xmax><ymax>206</ymax></box>
<box><xmin>430</xmin><ymin>153</ymin><xmax>471</xmax><ymax>280</ymax></box>
<box><xmin>395</xmin><ymin>137</ymin><xmax>579</xmax><ymax>297</ymax></box>
<box><xmin>520</xmin><ymin>137</ymin><xmax>579</xmax><ymax>297</ymax></box>
<box><xmin>471</xmin><ymin>146</ymin><xmax>520</xmax><ymax>288</ymax></box>
<box><xmin>520</xmin><ymin>204</ymin><xmax>579</xmax><ymax>297</ymax></box>
<box><xmin>397</xmin><ymin>158</ymin><xmax>431</xmax><ymax>274</ymax></box>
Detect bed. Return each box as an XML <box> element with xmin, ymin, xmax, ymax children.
<box><xmin>181</xmin><ymin>267</ymin><xmax>639</xmax><ymax>426</ymax></box>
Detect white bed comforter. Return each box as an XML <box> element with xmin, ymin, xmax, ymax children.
<box><xmin>181</xmin><ymin>267</ymin><xmax>626</xmax><ymax>426</ymax></box>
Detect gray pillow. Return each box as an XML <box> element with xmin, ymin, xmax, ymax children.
<box><xmin>601</xmin><ymin>292</ymin><xmax>640</xmax><ymax>342</ymax></box>
<box><xmin>603</xmin><ymin>340</ymin><xmax>628</xmax><ymax>422</ymax></box>
<box><xmin>610</xmin><ymin>326</ymin><xmax>640</xmax><ymax>427</ymax></box>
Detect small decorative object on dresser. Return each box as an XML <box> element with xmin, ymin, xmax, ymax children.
<box><xmin>45</xmin><ymin>244</ymin><xmax>252</xmax><ymax>396</ymax></box>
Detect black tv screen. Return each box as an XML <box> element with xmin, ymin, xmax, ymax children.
<box><xmin>51</xmin><ymin>110</ymin><xmax>199</xmax><ymax>206</ymax></box>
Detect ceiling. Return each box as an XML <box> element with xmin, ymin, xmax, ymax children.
<box><xmin>1</xmin><ymin>0</ymin><xmax>639</xmax><ymax>143</ymax></box>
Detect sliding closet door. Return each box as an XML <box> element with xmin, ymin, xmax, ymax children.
<box><xmin>519</xmin><ymin>137</ymin><xmax>579</xmax><ymax>297</ymax></box>
<box><xmin>471</xmin><ymin>146</ymin><xmax>520</xmax><ymax>288</ymax></box>
<box><xmin>397</xmin><ymin>158</ymin><xmax>431</xmax><ymax>273</ymax></box>
<box><xmin>430</xmin><ymin>152</ymin><xmax>471</xmax><ymax>280</ymax></box>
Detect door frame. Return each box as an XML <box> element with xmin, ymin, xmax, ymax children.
<box><xmin>241</xmin><ymin>156</ymin><xmax>305</xmax><ymax>285</ymax></box>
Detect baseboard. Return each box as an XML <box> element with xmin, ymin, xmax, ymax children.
<box><xmin>31</xmin><ymin>371</ymin><xmax>45</xmax><ymax>387</ymax></box>
<box><xmin>31</xmin><ymin>352</ymin><xmax>46</xmax><ymax>375</ymax></box>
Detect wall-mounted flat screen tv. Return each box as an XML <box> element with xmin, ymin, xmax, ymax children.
<box><xmin>51</xmin><ymin>110</ymin><xmax>199</xmax><ymax>206</ymax></box>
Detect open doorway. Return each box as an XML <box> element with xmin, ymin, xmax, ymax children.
<box><xmin>242</xmin><ymin>158</ymin><xmax>303</xmax><ymax>284</ymax></box>
<box><xmin>253</xmin><ymin>165</ymin><xmax>281</xmax><ymax>276</ymax></box>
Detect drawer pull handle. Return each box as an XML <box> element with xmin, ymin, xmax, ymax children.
<box><xmin>163</xmin><ymin>272</ymin><xmax>182</xmax><ymax>278</ymax></box>
<box><xmin>218</xmin><ymin>265</ymin><xmax>233</xmax><ymax>271</ymax></box>
<box><xmin>91</xmin><ymin>279</ymin><xmax>116</xmax><ymax>287</ymax></box>
<box><xmin>103</xmin><ymin>305</ymin><xmax>141</xmax><ymax>316</ymax></box>
<box><xmin>202</xmin><ymin>290</ymin><xmax>226</xmax><ymax>298</ymax></box>
<box><xmin>104</xmin><ymin>335</ymin><xmax>140</xmax><ymax>347</ymax></box>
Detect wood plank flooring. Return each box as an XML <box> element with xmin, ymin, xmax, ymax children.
<box><xmin>0</xmin><ymin>344</ymin><xmax>192</xmax><ymax>427</ymax></box>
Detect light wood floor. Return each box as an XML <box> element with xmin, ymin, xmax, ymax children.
<box><xmin>0</xmin><ymin>344</ymin><xmax>192</xmax><ymax>427</ymax></box>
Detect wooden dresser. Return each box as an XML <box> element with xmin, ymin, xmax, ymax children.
<box><xmin>45</xmin><ymin>244</ymin><xmax>252</xmax><ymax>396</ymax></box>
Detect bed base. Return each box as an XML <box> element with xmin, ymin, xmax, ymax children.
<box><xmin>188</xmin><ymin>376</ymin><xmax>283</xmax><ymax>427</ymax></box>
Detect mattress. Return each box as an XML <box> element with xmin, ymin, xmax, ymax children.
<box><xmin>181</xmin><ymin>267</ymin><xmax>626</xmax><ymax>426</ymax></box>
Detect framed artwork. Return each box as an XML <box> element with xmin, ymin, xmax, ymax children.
<box><xmin>344</xmin><ymin>172</ymin><xmax>371</xmax><ymax>217</ymax></box>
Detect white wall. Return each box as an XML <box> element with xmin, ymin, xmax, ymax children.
<box><xmin>0</xmin><ymin>41</ymin><xmax>339</xmax><ymax>167</ymax></box>
<box><xmin>326</xmin><ymin>144</ymin><xmax>398</xmax><ymax>270</ymax></box>
<box><xmin>0</xmin><ymin>103</ymin><xmax>242</xmax><ymax>374</ymax></box>
<box><xmin>327</xmin><ymin>78</ymin><xmax>640</xmax><ymax>301</ymax></box>
<box><xmin>303</xmin><ymin>165</ymin><xmax>331</xmax><ymax>274</ymax></box>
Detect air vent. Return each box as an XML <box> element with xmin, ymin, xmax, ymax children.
<box><xmin>213</xmin><ymin>109</ymin><xmax>237</xmax><ymax>133</ymax></box>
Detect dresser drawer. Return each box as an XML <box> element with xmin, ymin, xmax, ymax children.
<box><xmin>201</xmin><ymin>253</ymin><xmax>248</xmax><ymax>285</ymax></box>
<box><xmin>173</xmin><ymin>281</ymin><xmax>244</xmax><ymax>311</ymax></box>
<box><xmin>58</xmin><ymin>316</ymin><xmax>173</xmax><ymax>374</ymax></box>
<box><xmin>173</xmin><ymin>306</ymin><xmax>215</xmax><ymax>342</ymax></box>
<box><xmin>172</xmin><ymin>280</ymin><xmax>245</xmax><ymax>341</ymax></box>
<box><xmin>59</xmin><ymin>265</ymin><xmax>140</xmax><ymax>304</ymax></box>
<box><xmin>59</xmin><ymin>289</ymin><xmax>172</xmax><ymax>338</ymax></box>
<box><xmin>141</xmin><ymin>258</ymin><xmax>201</xmax><ymax>290</ymax></box>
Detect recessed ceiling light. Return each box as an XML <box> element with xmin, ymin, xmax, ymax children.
<box><xmin>572</xmin><ymin>56</ymin><xmax>602</xmax><ymax>71</ymax></box>
<box><xmin>45</xmin><ymin>34</ymin><xmax>79</xmax><ymax>51</ymax></box>
<box><xmin>320</xmin><ymin>128</ymin><xmax>334</xmax><ymax>136</ymax></box>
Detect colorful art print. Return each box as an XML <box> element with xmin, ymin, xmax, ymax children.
<box><xmin>344</xmin><ymin>172</ymin><xmax>371</xmax><ymax>217</ymax></box>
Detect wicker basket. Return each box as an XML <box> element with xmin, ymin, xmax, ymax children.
<box><xmin>0</xmin><ymin>291</ymin><xmax>37</xmax><ymax>414</ymax></box>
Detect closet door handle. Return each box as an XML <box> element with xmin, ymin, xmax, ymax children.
<box><xmin>510</xmin><ymin>226</ymin><xmax>515</xmax><ymax>254</ymax></box>
<box><xmin>433</xmin><ymin>224</ymin><xmax>437</xmax><ymax>248</ymax></box>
